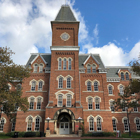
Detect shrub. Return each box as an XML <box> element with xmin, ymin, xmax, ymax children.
<box><xmin>23</xmin><ymin>132</ymin><xmax>36</xmax><ymax>137</ymax></box>
<box><xmin>6</xmin><ymin>132</ymin><xmax>15</xmax><ymax>137</ymax></box>
<box><xmin>0</xmin><ymin>133</ymin><xmax>6</xmax><ymax>136</ymax></box>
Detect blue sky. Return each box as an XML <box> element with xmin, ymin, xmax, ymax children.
<box><xmin>0</xmin><ymin>0</ymin><xmax>140</xmax><ymax>66</ymax></box>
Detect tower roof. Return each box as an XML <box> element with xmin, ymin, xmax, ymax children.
<box><xmin>55</xmin><ymin>5</ymin><xmax>77</xmax><ymax>22</ymax></box>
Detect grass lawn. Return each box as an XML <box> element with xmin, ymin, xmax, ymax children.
<box><xmin>0</xmin><ymin>135</ymin><xmax>11</xmax><ymax>139</ymax></box>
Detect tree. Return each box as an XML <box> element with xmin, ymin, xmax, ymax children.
<box><xmin>0</xmin><ymin>47</ymin><xmax>30</xmax><ymax>119</ymax></box>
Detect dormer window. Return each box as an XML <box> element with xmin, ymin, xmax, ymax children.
<box><xmin>39</xmin><ymin>64</ymin><xmax>43</xmax><ymax>73</ymax></box>
<box><xmin>125</xmin><ymin>72</ymin><xmax>129</xmax><ymax>80</ymax></box>
<box><xmin>34</xmin><ymin>64</ymin><xmax>38</xmax><ymax>72</ymax></box>
<box><xmin>87</xmin><ymin>64</ymin><xmax>91</xmax><ymax>73</ymax></box>
<box><xmin>121</xmin><ymin>72</ymin><xmax>124</xmax><ymax>80</ymax></box>
<box><xmin>92</xmin><ymin>64</ymin><xmax>96</xmax><ymax>73</ymax></box>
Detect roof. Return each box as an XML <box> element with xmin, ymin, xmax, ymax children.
<box><xmin>55</xmin><ymin>5</ymin><xmax>77</xmax><ymax>22</ymax></box>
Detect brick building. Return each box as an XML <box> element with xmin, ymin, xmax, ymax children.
<box><xmin>1</xmin><ymin>5</ymin><xmax>140</xmax><ymax>135</ymax></box>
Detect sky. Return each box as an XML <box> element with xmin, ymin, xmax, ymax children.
<box><xmin>0</xmin><ymin>0</ymin><xmax>140</xmax><ymax>66</ymax></box>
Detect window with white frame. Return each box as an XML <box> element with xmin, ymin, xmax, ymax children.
<box><xmin>29</xmin><ymin>98</ymin><xmax>34</xmax><ymax>110</ymax></box>
<box><xmin>38</xmin><ymin>81</ymin><xmax>43</xmax><ymax>91</ymax></box>
<box><xmin>58</xmin><ymin>94</ymin><xmax>63</xmax><ymax>107</ymax></box>
<box><xmin>68</xmin><ymin>58</ymin><xmax>71</xmax><ymax>70</ymax></box>
<box><xmin>89</xmin><ymin>117</ymin><xmax>94</xmax><ymax>131</ymax></box>
<box><xmin>94</xmin><ymin>81</ymin><xmax>98</xmax><ymax>91</ymax></box>
<box><xmin>110</xmin><ymin>101</ymin><xmax>114</xmax><ymax>111</ymax></box>
<box><xmin>97</xmin><ymin>117</ymin><xmax>102</xmax><ymax>131</ymax></box>
<box><xmin>39</xmin><ymin>64</ymin><xmax>43</xmax><ymax>73</ymax></box>
<box><xmin>63</xmin><ymin>58</ymin><xmax>66</xmax><ymax>70</ymax></box>
<box><xmin>37</xmin><ymin>97</ymin><xmax>42</xmax><ymax>109</ymax></box>
<box><xmin>87</xmin><ymin>81</ymin><xmax>91</xmax><ymax>91</ymax></box>
<box><xmin>58</xmin><ymin>77</ymin><xmax>63</xmax><ymax>88</ymax></box>
<box><xmin>112</xmin><ymin>119</ymin><xmax>117</xmax><ymax>131</ymax></box>
<box><xmin>108</xmin><ymin>85</ymin><xmax>113</xmax><ymax>95</ymax></box>
<box><xmin>119</xmin><ymin>85</ymin><xmax>124</xmax><ymax>95</ymax></box>
<box><xmin>0</xmin><ymin>118</ymin><xmax>5</xmax><ymax>132</ymax></box>
<box><xmin>67</xmin><ymin>77</ymin><xmax>71</xmax><ymax>88</ymax></box>
<box><xmin>87</xmin><ymin>64</ymin><xmax>91</xmax><ymax>73</ymax></box>
<box><xmin>92</xmin><ymin>65</ymin><xmax>96</xmax><ymax>73</ymax></box>
<box><xmin>95</xmin><ymin>97</ymin><xmax>100</xmax><ymax>110</ymax></box>
<box><xmin>35</xmin><ymin>117</ymin><xmax>40</xmax><ymax>131</ymax></box>
<box><xmin>136</xmin><ymin>118</ymin><xmax>140</xmax><ymax>131</ymax></box>
<box><xmin>125</xmin><ymin>72</ymin><xmax>129</xmax><ymax>80</ymax></box>
<box><xmin>31</xmin><ymin>81</ymin><xmax>36</xmax><ymax>91</ymax></box>
<box><xmin>11</xmin><ymin>119</ymin><xmax>16</xmax><ymax>132</ymax></box>
<box><xmin>58</xmin><ymin>58</ymin><xmax>62</xmax><ymax>70</ymax></box>
<box><xmin>124</xmin><ymin>119</ymin><xmax>129</xmax><ymax>131</ymax></box>
<box><xmin>121</xmin><ymin>72</ymin><xmax>124</xmax><ymax>80</ymax></box>
<box><xmin>134</xmin><ymin>107</ymin><xmax>138</xmax><ymax>112</ymax></box>
<box><xmin>27</xmin><ymin>117</ymin><xmax>33</xmax><ymax>131</ymax></box>
<box><xmin>66</xmin><ymin>94</ymin><xmax>71</xmax><ymax>107</ymax></box>
<box><xmin>88</xmin><ymin>98</ymin><xmax>93</xmax><ymax>109</ymax></box>
<box><xmin>34</xmin><ymin>64</ymin><xmax>38</xmax><ymax>72</ymax></box>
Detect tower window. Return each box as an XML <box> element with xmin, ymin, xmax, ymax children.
<box><xmin>58</xmin><ymin>58</ymin><xmax>62</xmax><ymax>70</ymax></box>
<box><xmin>94</xmin><ymin>81</ymin><xmax>98</xmax><ymax>91</ymax></box>
<box><xmin>66</xmin><ymin>94</ymin><xmax>71</xmax><ymax>107</ymax></box>
<box><xmin>87</xmin><ymin>81</ymin><xmax>92</xmax><ymax>91</ymax></box>
<box><xmin>58</xmin><ymin>77</ymin><xmax>63</xmax><ymax>88</ymax></box>
<box><xmin>88</xmin><ymin>98</ymin><xmax>93</xmax><ymax>109</ymax></box>
<box><xmin>68</xmin><ymin>58</ymin><xmax>71</xmax><ymax>70</ymax></box>
<box><xmin>67</xmin><ymin>77</ymin><xmax>71</xmax><ymax>88</ymax></box>
<box><xmin>63</xmin><ymin>58</ymin><xmax>66</xmax><ymax>70</ymax></box>
<box><xmin>87</xmin><ymin>64</ymin><xmax>91</xmax><ymax>73</ymax></box>
<box><xmin>121</xmin><ymin>72</ymin><xmax>124</xmax><ymax>80</ymax></box>
<box><xmin>58</xmin><ymin>94</ymin><xmax>63</xmax><ymax>107</ymax></box>
<box><xmin>126</xmin><ymin>72</ymin><xmax>129</xmax><ymax>80</ymax></box>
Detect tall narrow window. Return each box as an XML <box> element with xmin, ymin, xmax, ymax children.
<box><xmin>125</xmin><ymin>72</ymin><xmax>129</xmax><ymax>80</ymax></box>
<box><xmin>94</xmin><ymin>81</ymin><xmax>98</xmax><ymax>91</ymax></box>
<box><xmin>37</xmin><ymin>98</ymin><xmax>41</xmax><ymax>109</ymax></box>
<box><xmin>29</xmin><ymin>98</ymin><xmax>34</xmax><ymax>110</ymax></box>
<box><xmin>27</xmin><ymin>117</ymin><xmax>33</xmax><ymax>131</ymax></box>
<box><xmin>11</xmin><ymin>119</ymin><xmax>16</xmax><ymax>132</ymax></box>
<box><xmin>68</xmin><ymin>58</ymin><xmax>71</xmax><ymax>70</ymax></box>
<box><xmin>110</xmin><ymin>101</ymin><xmax>114</xmax><ymax>111</ymax></box>
<box><xmin>35</xmin><ymin>117</ymin><xmax>40</xmax><ymax>131</ymax></box>
<box><xmin>63</xmin><ymin>58</ymin><xmax>66</xmax><ymax>70</ymax></box>
<box><xmin>88</xmin><ymin>98</ymin><xmax>93</xmax><ymax>109</ymax></box>
<box><xmin>16</xmin><ymin>84</ymin><xmax>21</xmax><ymax>91</ymax></box>
<box><xmin>112</xmin><ymin>119</ymin><xmax>117</xmax><ymax>131</ymax></box>
<box><xmin>38</xmin><ymin>81</ymin><xmax>43</xmax><ymax>91</ymax></box>
<box><xmin>58</xmin><ymin>77</ymin><xmax>63</xmax><ymax>88</ymax></box>
<box><xmin>31</xmin><ymin>81</ymin><xmax>36</xmax><ymax>91</ymax></box>
<box><xmin>108</xmin><ymin>85</ymin><xmax>113</xmax><ymax>95</ymax></box>
<box><xmin>67</xmin><ymin>77</ymin><xmax>71</xmax><ymax>88</ymax></box>
<box><xmin>95</xmin><ymin>97</ymin><xmax>100</xmax><ymax>110</ymax></box>
<box><xmin>97</xmin><ymin>117</ymin><xmax>102</xmax><ymax>131</ymax></box>
<box><xmin>92</xmin><ymin>65</ymin><xmax>96</xmax><ymax>73</ymax></box>
<box><xmin>58</xmin><ymin>94</ymin><xmax>63</xmax><ymax>107</ymax></box>
<box><xmin>39</xmin><ymin>64</ymin><xmax>43</xmax><ymax>73</ymax></box>
<box><xmin>89</xmin><ymin>117</ymin><xmax>94</xmax><ymax>131</ymax></box>
<box><xmin>87</xmin><ymin>81</ymin><xmax>91</xmax><ymax>91</ymax></box>
<box><xmin>67</xmin><ymin>94</ymin><xmax>71</xmax><ymax>107</ymax></box>
<box><xmin>119</xmin><ymin>85</ymin><xmax>124</xmax><ymax>95</ymax></box>
<box><xmin>121</xmin><ymin>72</ymin><xmax>124</xmax><ymax>80</ymax></box>
<box><xmin>0</xmin><ymin>118</ymin><xmax>5</xmax><ymax>132</ymax></box>
<box><xmin>58</xmin><ymin>58</ymin><xmax>62</xmax><ymax>70</ymax></box>
<box><xmin>87</xmin><ymin>64</ymin><xmax>91</xmax><ymax>73</ymax></box>
<box><xmin>124</xmin><ymin>119</ymin><xmax>129</xmax><ymax>131</ymax></box>
<box><xmin>34</xmin><ymin>64</ymin><xmax>38</xmax><ymax>72</ymax></box>
<box><xmin>136</xmin><ymin>118</ymin><xmax>140</xmax><ymax>131</ymax></box>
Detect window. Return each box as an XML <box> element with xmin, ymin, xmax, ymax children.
<box><xmin>124</xmin><ymin>119</ymin><xmax>129</xmax><ymax>131</ymax></box>
<box><xmin>125</xmin><ymin>72</ymin><xmax>129</xmax><ymax>80</ymax></box>
<box><xmin>66</xmin><ymin>94</ymin><xmax>71</xmax><ymax>107</ymax></box>
<box><xmin>29</xmin><ymin>98</ymin><xmax>34</xmax><ymax>110</ymax></box>
<box><xmin>87</xmin><ymin>81</ymin><xmax>91</xmax><ymax>91</ymax></box>
<box><xmin>94</xmin><ymin>81</ymin><xmax>98</xmax><ymax>91</ymax></box>
<box><xmin>95</xmin><ymin>97</ymin><xmax>100</xmax><ymax>110</ymax></box>
<box><xmin>68</xmin><ymin>58</ymin><xmax>71</xmax><ymax>70</ymax></box>
<box><xmin>35</xmin><ymin>117</ymin><xmax>40</xmax><ymax>131</ymax></box>
<box><xmin>67</xmin><ymin>77</ymin><xmax>71</xmax><ymax>88</ymax></box>
<box><xmin>119</xmin><ymin>85</ymin><xmax>124</xmax><ymax>95</ymax></box>
<box><xmin>58</xmin><ymin>94</ymin><xmax>63</xmax><ymax>107</ymax></box>
<box><xmin>37</xmin><ymin>98</ymin><xmax>41</xmax><ymax>109</ymax></box>
<box><xmin>121</xmin><ymin>72</ymin><xmax>124</xmax><ymax>80</ymax></box>
<box><xmin>31</xmin><ymin>81</ymin><xmax>36</xmax><ymax>91</ymax></box>
<box><xmin>0</xmin><ymin>118</ymin><xmax>5</xmax><ymax>132</ymax></box>
<box><xmin>58</xmin><ymin>58</ymin><xmax>62</xmax><ymax>70</ymax></box>
<box><xmin>11</xmin><ymin>119</ymin><xmax>16</xmax><ymax>132</ymax></box>
<box><xmin>136</xmin><ymin>118</ymin><xmax>140</xmax><ymax>131</ymax></box>
<box><xmin>134</xmin><ymin>107</ymin><xmax>138</xmax><ymax>112</ymax></box>
<box><xmin>87</xmin><ymin>64</ymin><xmax>91</xmax><ymax>73</ymax></box>
<box><xmin>110</xmin><ymin>101</ymin><xmax>114</xmax><ymax>111</ymax></box>
<box><xmin>58</xmin><ymin>77</ymin><xmax>63</xmax><ymax>88</ymax></box>
<box><xmin>27</xmin><ymin>117</ymin><xmax>33</xmax><ymax>131</ymax></box>
<box><xmin>38</xmin><ymin>81</ymin><xmax>43</xmax><ymax>91</ymax></box>
<box><xmin>108</xmin><ymin>85</ymin><xmax>113</xmax><ymax>95</ymax></box>
<box><xmin>92</xmin><ymin>65</ymin><xmax>96</xmax><ymax>73</ymax></box>
<box><xmin>16</xmin><ymin>84</ymin><xmax>21</xmax><ymax>91</ymax></box>
<box><xmin>97</xmin><ymin>117</ymin><xmax>102</xmax><ymax>131</ymax></box>
<box><xmin>88</xmin><ymin>98</ymin><xmax>93</xmax><ymax>109</ymax></box>
<box><xmin>34</xmin><ymin>64</ymin><xmax>38</xmax><ymax>72</ymax></box>
<box><xmin>112</xmin><ymin>119</ymin><xmax>117</xmax><ymax>131</ymax></box>
<box><xmin>89</xmin><ymin>117</ymin><xmax>94</xmax><ymax>131</ymax></box>
<box><xmin>14</xmin><ymin>103</ymin><xmax>18</xmax><ymax>111</ymax></box>
<box><xmin>39</xmin><ymin>64</ymin><xmax>43</xmax><ymax>72</ymax></box>
<box><xmin>63</xmin><ymin>58</ymin><xmax>66</xmax><ymax>70</ymax></box>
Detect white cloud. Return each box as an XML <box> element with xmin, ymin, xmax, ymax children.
<box><xmin>93</xmin><ymin>24</ymin><xmax>99</xmax><ymax>45</ymax></box>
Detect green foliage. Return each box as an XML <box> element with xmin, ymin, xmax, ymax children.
<box><xmin>82</xmin><ymin>132</ymin><xmax>116</xmax><ymax>137</ymax></box>
<box><xmin>24</xmin><ymin>132</ymin><xmax>36</xmax><ymax>137</ymax></box>
<box><xmin>0</xmin><ymin>133</ymin><xmax>6</xmax><ymax>136</ymax></box>
<box><xmin>121</xmin><ymin>132</ymin><xmax>140</xmax><ymax>138</ymax></box>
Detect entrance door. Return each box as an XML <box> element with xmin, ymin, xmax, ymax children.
<box><xmin>59</xmin><ymin>122</ymin><xmax>69</xmax><ymax>134</ymax></box>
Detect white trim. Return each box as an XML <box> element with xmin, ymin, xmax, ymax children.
<box><xmin>31</xmin><ymin>55</ymin><xmax>39</xmax><ymax>64</ymax></box>
<box><xmin>51</xmin><ymin>46</ymin><xmax>80</xmax><ymax>51</ymax></box>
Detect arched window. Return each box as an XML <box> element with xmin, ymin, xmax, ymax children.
<box><xmin>11</xmin><ymin>118</ymin><xmax>16</xmax><ymax>132</ymax></box>
<box><xmin>27</xmin><ymin>117</ymin><xmax>33</xmax><ymax>131</ymax></box>
<box><xmin>125</xmin><ymin>72</ymin><xmax>129</xmax><ymax>80</ymax></box>
<box><xmin>95</xmin><ymin>97</ymin><xmax>100</xmax><ymax>110</ymax></box>
<box><xmin>35</xmin><ymin>117</ymin><xmax>40</xmax><ymax>131</ymax></box>
<box><xmin>92</xmin><ymin>64</ymin><xmax>96</xmax><ymax>73</ymax></box>
<box><xmin>34</xmin><ymin>64</ymin><xmax>38</xmax><ymax>72</ymax></box>
<box><xmin>0</xmin><ymin>118</ymin><xmax>5</xmax><ymax>132</ymax></box>
<box><xmin>87</xmin><ymin>64</ymin><xmax>91</xmax><ymax>73</ymax></box>
<box><xmin>58</xmin><ymin>94</ymin><xmax>63</xmax><ymax>107</ymax></box>
<box><xmin>97</xmin><ymin>117</ymin><xmax>102</xmax><ymax>131</ymax></box>
<box><xmin>108</xmin><ymin>85</ymin><xmax>113</xmax><ymax>95</ymax></box>
<box><xmin>67</xmin><ymin>77</ymin><xmax>71</xmax><ymax>88</ymax></box>
<box><xmin>66</xmin><ymin>94</ymin><xmax>71</xmax><ymax>107</ymax></box>
<box><xmin>94</xmin><ymin>81</ymin><xmax>98</xmax><ymax>91</ymax></box>
<box><xmin>31</xmin><ymin>81</ymin><xmax>36</xmax><ymax>91</ymax></box>
<box><xmin>38</xmin><ymin>81</ymin><xmax>43</xmax><ymax>91</ymax></box>
<box><xmin>112</xmin><ymin>119</ymin><xmax>117</xmax><ymax>131</ymax></box>
<box><xmin>87</xmin><ymin>81</ymin><xmax>91</xmax><ymax>91</ymax></box>
<box><xmin>88</xmin><ymin>98</ymin><xmax>93</xmax><ymax>109</ymax></box>
<box><xmin>39</xmin><ymin>64</ymin><xmax>43</xmax><ymax>73</ymax></box>
<box><xmin>119</xmin><ymin>85</ymin><xmax>124</xmax><ymax>95</ymax></box>
<box><xmin>124</xmin><ymin>119</ymin><xmax>129</xmax><ymax>131</ymax></box>
<box><xmin>58</xmin><ymin>58</ymin><xmax>62</xmax><ymax>70</ymax></box>
<box><xmin>29</xmin><ymin>98</ymin><xmax>34</xmax><ymax>110</ymax></box>
<box><xmin>63</xmin><ymin>58</ymin><xmax>66</xmax><ymax>70</ymax></box>
<box><xmin>37</xmin><ymin>97</ymin><xmax>42</xmax><ymax>109</ymax></box>
<box><xmin>58</xmin><ymin>77</ymin><xmax>63</xmax><ymax>88</ymax></box>
<box><xmin>68</xmin><ymin>58</ymin><xmax>71</xmax><ymax>70</ymax></box>
<box><xmin>89</xmin><ymin>117</ymin><xmax>94</xmax><ymax>131</ymax></box>
<box><xmin>121</xmin><ymin>72</ymin><xmax>124</xmax><ymax>80</ymax></box>
<box><xmin>110</xmin><ymin>101</ymin><xmax>114</xmax><ymax>111</ymax></box>
<box><xmin>136</xmin><ymin>118</ymin><xmax>140</xmax><ymax>131</ymax></box>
